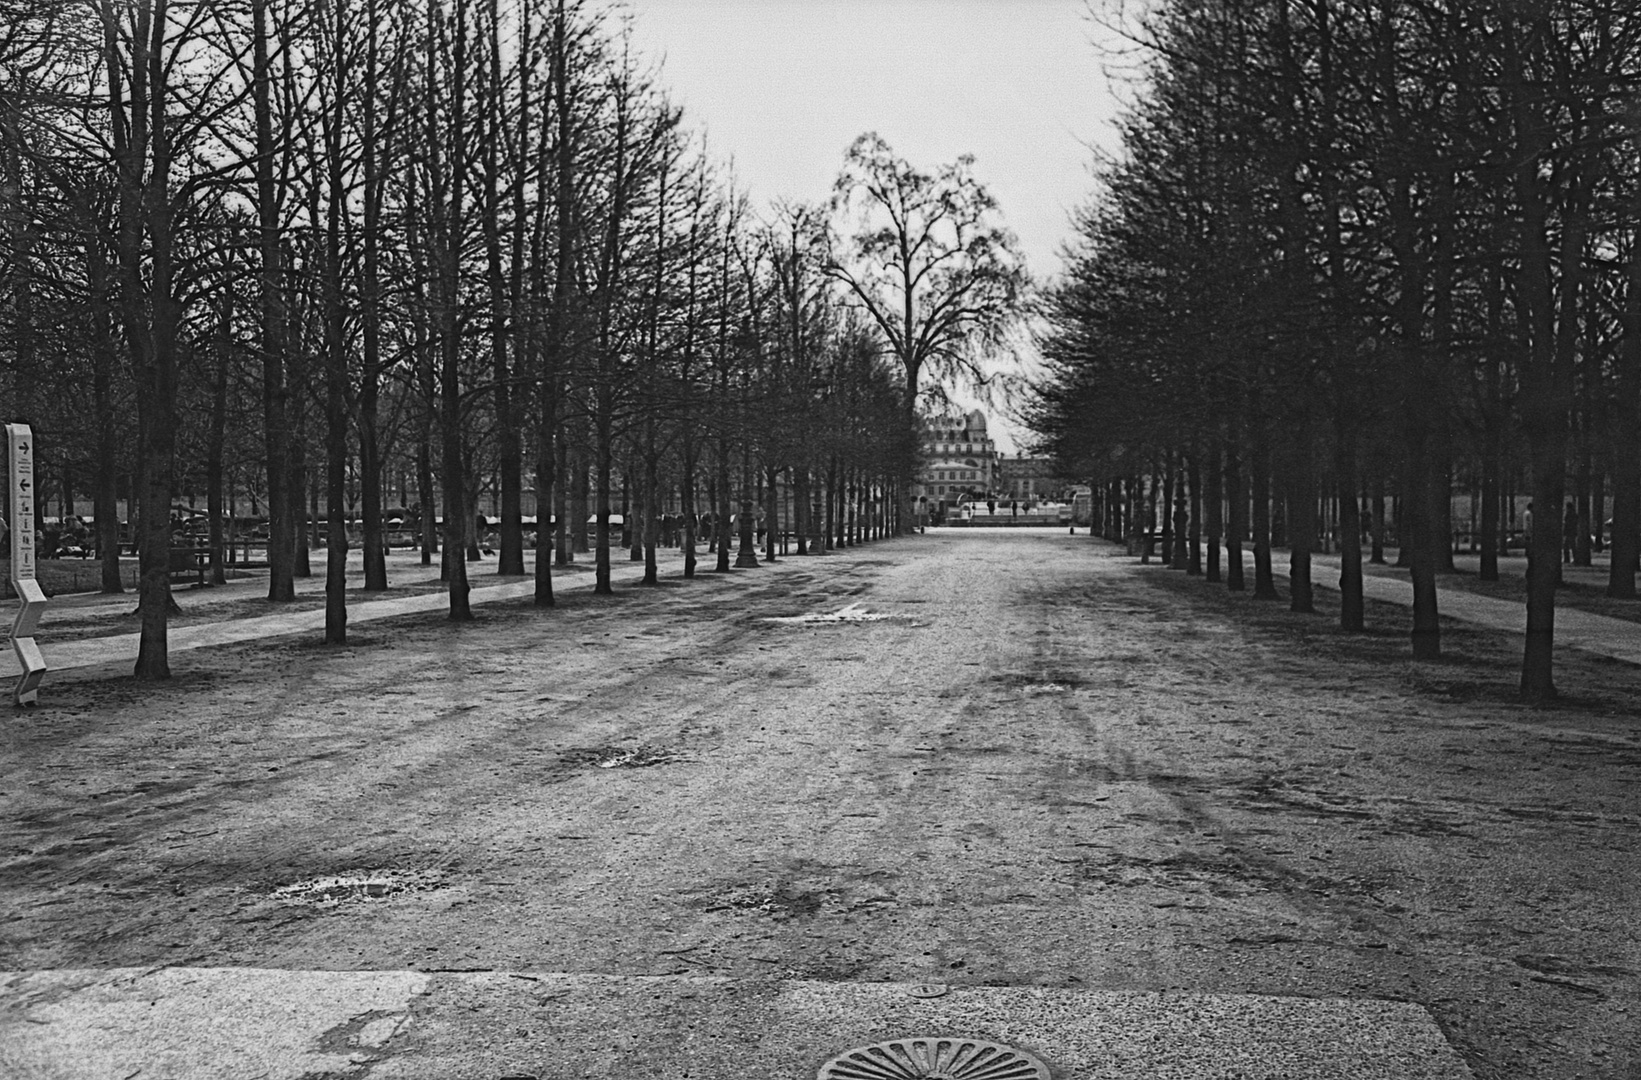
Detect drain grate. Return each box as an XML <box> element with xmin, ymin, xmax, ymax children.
<box><xmin>270</xmin><ymin>868</ymin><xmax>446</xmax><ymax>906</ymax></box>
<box><xmin>818</xmin><ymin>1037</ymin><xmax>1050</xmax><ymax>1080</ymax></box>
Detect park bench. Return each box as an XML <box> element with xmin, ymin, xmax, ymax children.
<box><xmin>168</xmin><ymin>544</ymin><xmax>207</xmax><ymax>586</ymax></box>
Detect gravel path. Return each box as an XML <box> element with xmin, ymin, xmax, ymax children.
<box><xmin>2</xmin><ymin>530</ymin><xmax>1636</xmax><ymax>1078</ymax></box>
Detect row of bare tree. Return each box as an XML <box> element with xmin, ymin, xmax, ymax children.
<box><xmin>1027</xmin><ymin>0</ymin><xmax>1641</xmax><ymax>699</ymax></box>
<box><xmin>1</xmin><ymin>0</ymin><xmax>1012</xmax><ymax>678</ymax></box>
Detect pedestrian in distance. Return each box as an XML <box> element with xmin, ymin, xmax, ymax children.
<box><xmin>1562</xmin><ymin>501</ymin><xmax>1578</xmax><ymax>564</ymax></box>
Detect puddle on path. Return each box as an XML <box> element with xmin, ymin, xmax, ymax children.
<box><xmin>560</xmin><ymin>745</ymin><xmax>685</xmax><ymax>769</ymax></box>
<box><xmin>765</xmin><ymin>602</ymin><xmax>915</xmax><ymax>626</ymax></box>
<box><xmin>271</xmin><ymin>868</ymin><xmax>448</xmax><ymax>906</ymax></box>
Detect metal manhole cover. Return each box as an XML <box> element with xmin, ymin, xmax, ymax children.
<box><xmin>818</xmin><ymin>1037</ymin><xmax>1051</xmax><ymax>1080</ymax></box>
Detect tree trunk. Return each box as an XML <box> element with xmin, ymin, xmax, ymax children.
<box><xmin>572</xmin><ymin>440</ymin><xmax>590</xmax><ymax>554</ymax></box>
<box><xmin>1287</xmin><ymin>443</ymin><xmax>1315</xmax><ymax>614</ymax></box>
<box><xmin>94</xmin><ymin>376</ymin><xmax>123</xmax><ymax>594</ymax></box>
<box><xmin>794</xmin><ymin>468</ymin><xmax>812</xmax><ymax>555</ymax></box>
<box><xmin>85</xmin><ymin>228</ymin><xmax>124</xmax><ymax>594</ymax></box>
<box><xmin>358</xmin><ymin>0</ymin><xmax>388</xmax><ymax>593</ymax></box>
<box><xmin>824</xmin><ymin>460</ymin><xmax>837</xmax><ymax>552</ymax></box>
<box><xmin>436</xmin><ymin>0</ymin><xmax>472</xmax><ymax>620</ymax></box>
<box><xmin>1337</xmin><ymin>439</ymin><xmax>1364</xmax><ymax>632</ymax></box>
<box><xmin>298</xmin><ymin>464</ymin><xmax>313</xmax><ymax>578</ymax></box>
<box><xmin>130</xmin><ymin>247</ymin><xmax>180</xmax><ymax>678</ymax></box>
<box><xmin>1610</xmin><ymin>259</ymin><xmax>1641</xmax><ymax>596</ymax></box>
<box><xmin>358</xmin><ymin>404</ymin><xmax>386</xmax><ymax>591</ymax></box>
<box><xmin>1157</xmin><ymin>456</ymin><xmax>1173</xmax><ymax>563</ymax></box>
<box><xmin>1226</xmin><ymin>451</ymin><xmax>1245</xmax><ymax>592</ymax></box>
<box><xmin>682</xmin><ymin>448</ymin><xmax>698</xmax><ymax>577</ymax></box>
<box><xmin>555</xmin><ymin>432</ymin><xmax>572</xmax><ymax>566</ymax></box>
<box><xmin>764</xmin><ymin>465</ymin><xmax>779</xmax><ymax>563</ymax></box>
<box><xmin>484</xmin><ymin>0</ymin><xmax>524</xmax><ymax>579</ymax></box>
<box><xmin>716</xmin><ymin>438</ymin><xmax>733</xmax><ymax>572</ymax></box>
<box><xmin>625</xmin><ymin>469</ymin><xmax>641</xmax><ymax>561</ymax></box>
<box><xmin>594</xmin><ymin>412</ymin><xmax>614</xmax><ymax>593</ymax></box>
<box><xmin>1401</xmin><ymin>446</ymin><xmax>1442</xmax><ymax>660</ymax></box>
<box><xmin>1251</xmin><ymin>434</ymin><xmax>1277</xmax><ymax>599</ymax></box>
<box><xmin>1186</xmin><ymin>452</ymin><xmax>1202</xmax><ymax>575</ymax></box>
<box><xmin>208</xmin><ymin>298</ymin><xmax>229</xmax><ymax>586</ymax></box>
<box><xmin>1205</xmin><ymin>446</ymin><xmax>1222</xmax><ymax>583</ymax></box>
<box><xmin>133</xmin><ymin>399</ymin><xmax>176</xmax><ymax>680</ymax></box>
<box><xmin>1609</xmin><ymin>160</ymin><xmax>1641</xmax><ymax>596</ymax></box>
<box><xmin>324</xmin><ymin>380</ymin><xmax>348</xmax><ymax>644</ymax></box>
<box><xmin>322</xmin><ymin>30</ymin><xmax>350</xmax><ymax>643</ymax></box>
<box><xmin>1480</xmin><ymin>434</ymin><xmax>1501</xmax><ymax>582</ymax></box>
<box><xmin>1170</xmin><ymin>482</ymin><xmax>1188</xmax><ymax>570</ymax></box>
<box><xmin>533</xmin><ymin>413</ymin><xmax>556</xmax><ymax>607</ymax></box>
<box><xmin>1371</xmin><ymin>478</ymin><xmax>1386</xmax><ymax>564</ymax></box>
<box><xmin>253</xmin><ymin>0</ymin><xmax>294</xmax><ymax>603</ymax></box>
<box><xmin>734</xmin><ymin>448</ymin><xmax>759</xmax><ymax>568</ymax></box>
<box><xmin>1574</xmin><ymin>442</ymin><xmax>1593</xmax><ymax>567</ymax></box>
<box><xmin>643</xmin><ymin>449</ymin><xmax>660</xmax><ymax>585</ymax></box>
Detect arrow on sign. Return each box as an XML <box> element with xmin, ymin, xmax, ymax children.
<box><xmin>17</xmin><ymin>442</ymin><xmax>28</xmax><ymax>452</ymax></box>
<box><xmin>18</xmin><ymin>479</ymin><xmax>28</xmax><ymax>491</ymax></box>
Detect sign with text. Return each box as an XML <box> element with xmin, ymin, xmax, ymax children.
<box><xmin>9</xmin><ymin>423</ymin><xmax>35</xmax><ymax>579</ymax></box>
<box><xmin>7</xmin><ymin>423</ymin><xmax>46</xmax><ymax>705</ymax></box>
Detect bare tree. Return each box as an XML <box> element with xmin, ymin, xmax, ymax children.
<box><xmin>827</xmin><ymin>133</ymin><xmax>1025</xmax><ymax>532</ymax></box>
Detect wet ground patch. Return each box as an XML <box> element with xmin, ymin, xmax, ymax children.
<box><xmin>558</xmin><ymin>744</ymin><xmax>686</xmax><ymax>769</ymax></box>
<box><xmin>270</xmin><ymin>867</ymin><xmax>449</xmax><ymax>906</ymax></box>
<box><xmin>1071</xmin><ymin>848</ymin><xmax>1269</xmax><ymax>899</ymax></box>
<box><xmin>1222</xmin><ymin>773</ymin><xmax>1475</xmax><ymax>838</ymax></box>
<box><xmin>702</xmin><ymin>880</ymin><xmax>832</xmax><ymax>920</ymax></box>
<box><xmin>990</xmin><ymin>670</ymin><xmax>1090</xmax><ymax>694</ymax></box>
<box><xmin>764</xmin><ymin>601</ymin><xmax>919</xmax><ymax>626</ymax></box>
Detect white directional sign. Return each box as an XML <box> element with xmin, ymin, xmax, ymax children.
<box><xmin>7</xmin><ymin>423</ymin><xmax>47</xmax><ymax>705</ymax></box>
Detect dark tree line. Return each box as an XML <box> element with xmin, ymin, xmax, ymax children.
<box><xmin>1027</xmin><ymin>0</ymin><xmax>1641</xmax><ymax>699</ymax></box>
<box><xmin>0</xmin><ymin>0</ymin><xmax>963</xmax><ymax>678</ymax></box>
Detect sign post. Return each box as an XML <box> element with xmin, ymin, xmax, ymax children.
<box><xmin>7</xmin><ymin>424</ymin><xmax>47</xmax><ymax>705</ymax></box>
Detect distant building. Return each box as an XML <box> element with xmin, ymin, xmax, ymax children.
<box><xmin>998</xmin><ymin>454</ymin><xmax>1073</xmax><ymax>505</ymax></box>
<box><xmin>913</xmin><ymin>410</ymin><xmax>1002</xmax><ymax>508</ymax></box>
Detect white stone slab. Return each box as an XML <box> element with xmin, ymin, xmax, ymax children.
<box><xmin>1</xmin><ymin>969</ymin><xmax>1474</xmax><ymax>1080</ymax></box>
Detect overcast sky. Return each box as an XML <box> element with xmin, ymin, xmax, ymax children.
<box><xmin>623</xmin><ymin>0</ymin><xmax>1132</xmax><ymax>451</ymax></box>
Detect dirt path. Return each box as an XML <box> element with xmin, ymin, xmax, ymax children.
<box><xmin>2</xmin><ymin>531</ymin><xmax>1636</xmax><ymax>1078</ymax></box>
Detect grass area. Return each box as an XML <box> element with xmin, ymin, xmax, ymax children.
<box><xmin>1359</xmin><ymin>555</ymin><xmax>1641</xmax><ymax>625</ymax></box>
<box><xmin>0</xmin><ymin>558</ymin><xmax>258</xmax><ymax>599</ymax></box>
<box><xmin>0</xmin><ymin>558</ymin><xmax>137</xmax><ymax>599</ymax></box>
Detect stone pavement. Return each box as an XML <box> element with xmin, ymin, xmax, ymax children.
<box><xmin>0</xmin><ymin>967</ymin><xmax>1474</xmax><ymax>1080</ymax></box>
